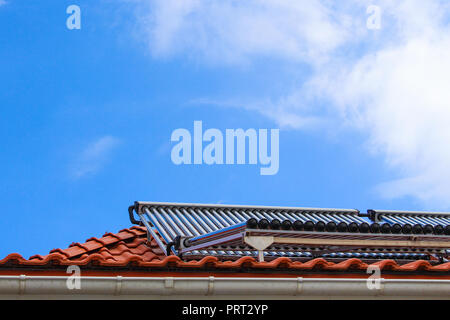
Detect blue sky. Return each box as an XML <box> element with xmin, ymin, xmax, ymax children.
<box><xmin>1</xmin><ymin>0</ymin><xmax>450</xmax><ymax>258</ymax></box>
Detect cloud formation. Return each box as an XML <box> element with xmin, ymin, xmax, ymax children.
<box><xmin>70</xmin><ymin>136</ymin><xmax>120</xmax><ymax>179</ymax></box>
<box><xmin>136</xmin><ymin>0</ymin><xmax>450</xmax><ymax>207</ymax></box>
<box><xmin>139</xmin><ymin>0</ymin><xmax>363</xmax><ymax>65</ymax></box>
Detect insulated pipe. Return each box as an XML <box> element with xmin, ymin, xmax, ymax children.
<box><xmin>348</xmin><ymin>222</ymin><xmax>359</xmax><ymax>233</ymax></box>
<box><xmin>293</xmin><ymin>220</ymin><xmax>303</xmax><ymax>231</ymax></box>
<box><xmin>391</xmin><ymin>224</ymin><xmax>402</xmax><ymax>234</ymax></box>
<box><xmin>370</xmin><ymin>223</ymin><xmax>380</xmax><ymax>233</ymax></box>
<box><xmin>423</xmin><ymin>225</ymin><xmax>434</xmax><ymax>234</ymax></box>
<box><xmin>281</xmin><ymin>220</ymin><xmax>292</xmax><ymax>230</ymax></box>
<box><xmin>326</xmin><ymin>221</ymin><xmax>337</xmax><ymax>232</ymax></box>
<box><xmin>270</xmin><ymin>219</ymin><xmax>281</xmax><ymax>230</ymax></box>
<box><xmin>246</xmin><ymin>218</ymin><xmax>258</xmax><ymax>229</ymax></box>
<box><xmin>434</xmin><ymin>225</ymin><xmax>444</xmax><ymax>235</ymax></box>
<box><xmin>303</xmin><ymin>221</ymin><xmax>314</xmax><ymax>231</ymax></box>
<box><xmin>380</xmin><ymin>223</ymin><xmax>391</xmax><ymax>234</ymax></box>
<box><xmin>314</xmin><ymin>221</ymin><xmax>326</xmax><ymax>232</ymax></box>
<box><xmin>1</xmin><ymin>276</ymin><xmax>450</xmax><ymax>299</ymax></box>
<box><xmin>258</xmin><ymin>219</ymin><xmax>270</xmax><ymax>229</ymax></box>
<box><xmin>402</xmin><ymin>224</ymin><xmax>413</xmax><ymax>234</ymax></box>
<box><xmin>337</xmin><ymin>222</ymin><xmax>348</xmax><ymax>232</ymax></box>
<box><xmin>128</xmin><ymin>205</ymin><xmax>141</xmax><ymax>225</ymax></box>
<box><xmin>359</xmin><ymin>223</ymin><xmax>370</xmax><ymax>233</ymax></box>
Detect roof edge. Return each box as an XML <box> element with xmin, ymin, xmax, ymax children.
<box><xmin>1</xmin><ymin>275</ymin><xmax>450</xmax><ymax>299</ymax></box>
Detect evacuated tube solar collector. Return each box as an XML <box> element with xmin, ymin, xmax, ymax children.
<box><xmin>129</xmin><ymin>202</ymin><xmax>450</xmax><ymax>262</ymax></box>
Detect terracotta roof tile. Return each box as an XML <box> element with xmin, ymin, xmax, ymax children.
<box><xmin>1</xmin><ymin>225</ymin><xmax>450</xmax><ymax>275</ymax></box>
<box><xmin>325</xmin><ymin>258</ymin><xmax>368</xmax><ymax>271</ymax></box>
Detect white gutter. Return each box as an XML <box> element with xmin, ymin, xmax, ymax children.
<box><xmin>1</xmin><ymin>275</ymin><xmax>450</xmax><ymax>299</ymax></box>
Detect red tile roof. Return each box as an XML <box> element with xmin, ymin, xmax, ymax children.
<box><xmin>1</xmin><ymin>226</ymin><xmax>450</xmax><ymax>276</ymax></box>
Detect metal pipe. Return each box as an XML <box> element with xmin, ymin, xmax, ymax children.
<box><xmin>138</xmin><ymin>213</ymin><xmax>167</xmax><ymax>256</ymax></box>
<box><xmin>144</xmin><ymin>208</ymin><xmax>173</xmax><ymax>242</ymax></box>
<box><xmin>367</xmin><ymin>209</ymin><xmax>450</xmax><ymax>217</ymax></box>
<box><xmin>135</xmin><ymin>201</ymin><xmax>359</xmax><ymax>214</ymax></box>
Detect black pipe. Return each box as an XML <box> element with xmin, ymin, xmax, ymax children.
<box><xmin>166</xmin><ymin>235</ymin><xmax>182</xmax><ymax>256</ymax></box>
<box><xmin>281</xmin><ymin>220</ymin><xmax>292</xmax><ymax>230</ymax></box>
<box><xmin>293</xmin><ymin>220</ymin><xmax>303</xmax><ymax>231</ymax></box>
<box><xmin>367</xmin><ymin>209</ymin><xmax>377</xmax><ymax>221</ymax></box>
<box><xmin>370</xmin><ymin>223</ymin><xmax>380</xmax><ymax>233</ymax></box>
<box><xmin>391</xmin><ymin>224</ymin><xmax>402</xmax><ymax>234</ymax></box>
<box><xmin>128</xmin><ymin>205</ymin><xmax>142</xmax><ymax>225</ymax></box>
<box><xmin>434</xmin><ymin>225</ymin><xmax>444</xmax><ymax>235</ymax></box>
<box><xmin>402</xmin><ymin>224</ymin><xmax>412</xmax><ymax>234</ymax></box>
<box><xmin>337</xmin><ymin>222</ymin><xmax>348</xmax><ymax>232</ymax></box>
<box><xmin>246</xmin><ymin>218</ymin><xmax>258</xmax><ymax>229</ymax></box>
<box><xmin>381</xmin><ymin>223</ymin><xmax>391</xmax><ymax>234</ymax></box>
<box><xmin>165</xmin><ymin>242</ymin><xmax>174</xmax><ymax>256</ymax></box>
<box><xmin>445</xmin><ymin>225</ymin><xmax>450</xmax><ymax>235</ymax></box>
<box><xmin>270</xmin><ymin>219</ymin><xmax>281</xmax><ymax>230</ymax></box>
<box><xmin>423</xmin><ymin>224</ymin><xmax>434</xmax><ymax>234</ymax></box>
<box><xmin>326</xmin><ymin>221</ymin><xmax>337</xmax><ymax>232</ymax></box>
<box><xmin>314</xmin><ymin>221</ymin><xmax>325</xmax><ymax>232</ymax></box>
<box><xmin>359</xmin><ymin>222</ymin><xmax>370</xmax><ymax>233</ymax></box>
<box><xmin>412</xmin><ymin>224</ymin><xmax>423</xmax><ymax>234</ymax></box>
<box><xmin>258</xmin><ymin>219</ymin><xmax>269</xmax><ymax>229</ymax></box>
<box><xmin>304</xmin><ymin>220</ymin><xmax>314</xmax><ymax>231</ymax></box>
<box><xmin>348</xmin><ymin>222</ymin><xmax>359</xmax><ymax>233</ymax></box>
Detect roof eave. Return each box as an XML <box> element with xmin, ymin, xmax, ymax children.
<box><xmin>1</xmin><ymin>275</ymin><xmax>450</xmax><ymax>299</ymax></box>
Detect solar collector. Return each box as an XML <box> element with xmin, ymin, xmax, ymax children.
<box><xmin>202</xmin><ymin>208</ymin><xmax>226</xmax><ymax>229</ymax></box>
<box><xmin>188</xmin><ymin>208</ymin><xmax>214</xmax><ymax>233</ymax></box>
<box><xmin>213</xmin><ymin>208</ymin><xmax>235</xmax><ymax>226</ymax></box>
<box><xmin>195</xmin><ymin>208</ymin><xmax>220</xmax><ymax>231</ymax></box>
<box><xmin>167</xmin><ymin>207</ymin><xmax>194</xmax><ymax>236</ymax></box>
<box><xmin>181</xmin><ymin>209</ymin><xmax>204</xmax><ymax>234</ymax></box>
<box><xmin>173</xmin><ymin>207</ymin><xmax>201</xmax><ymax>236</ymax></box>
<box><xmin>158</xmin><ymin>207</ymin><xmax>186</xmax><ymax>237</ymax></box>
<box><xmin>144</xmin><ymin>208</ymin><xmax>173</xmax><ymax>243</ymax></box>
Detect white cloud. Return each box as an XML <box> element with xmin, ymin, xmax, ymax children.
<box><xmin>313</xmin><ymin>34</ymin><xmax>450</xmax><ymax>207</ymax></box>
<box><xmin>191</xmin><ymin>97</ymin><xmax>328</xmax><ymax>130</ymax></box>
<box><xmin>70</xmin><ymin>136</ymin><xmax>121</xmax><ymax>179</ymax></box>
<box><xmin>137</xmin><ymin>0</ymin><xmax>365</xmax><ymax>65</ymax></box>
<box><xmin>135</xmin><ymin>0</ymin><xmax>450</xmax><ymax>207</ymax></box>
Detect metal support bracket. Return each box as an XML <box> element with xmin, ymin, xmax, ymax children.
<box><xmin>138</xmin><ymin>212</ymin><xmax>168</xmax><ymax>256</ymax></box>
<box><xmin>244</xmin><ymin>236</ymin><xmax>274</xmax><ymax>262</ymax></box>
